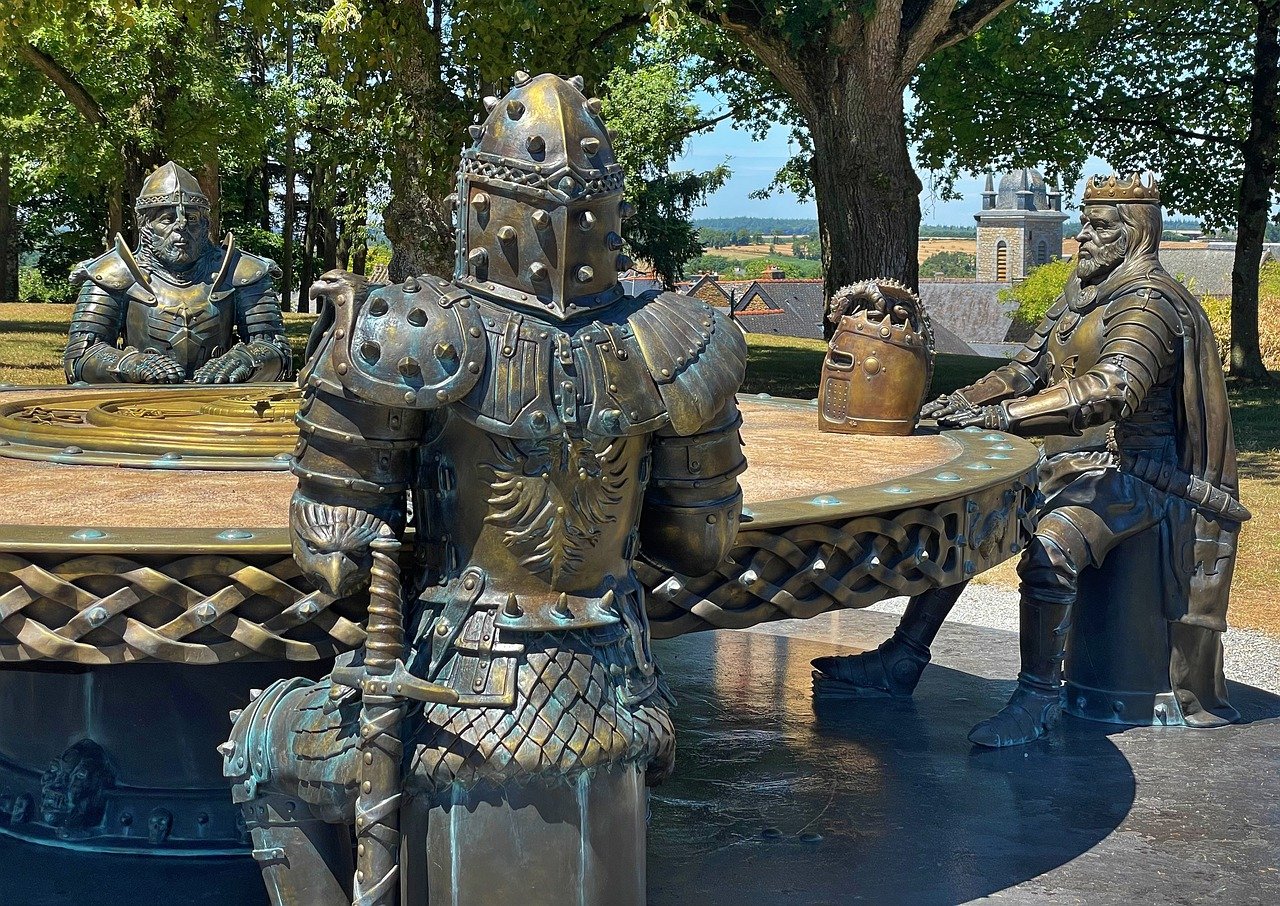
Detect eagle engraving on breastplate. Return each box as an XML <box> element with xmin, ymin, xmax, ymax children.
<box><xmin>484</xmin><ymin>433</ymin><xmax>631</xmax><ymax>582</ymax></box>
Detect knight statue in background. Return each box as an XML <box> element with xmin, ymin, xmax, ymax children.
<box><xmin>813</xmin><ymin>173</ymin><xmax>1246</xmax><ymax>747</ymax></box>
<box><xmin>223</xmin><ymin>72</ymin><xmax>747</xmax><ymax>905</ymax></box>
<box><xmin>64</xmin><ymin>161</ymin><xmax>291</xmax><ymax>384</ymax></box>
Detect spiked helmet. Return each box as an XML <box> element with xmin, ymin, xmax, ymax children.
<box><xmin>454</xmin><ymin>72</ymin><xmax>633</xmax><ymax>320</ymax></box>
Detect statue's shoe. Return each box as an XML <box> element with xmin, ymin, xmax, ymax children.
<box><xmin>811</xmin><ymin>633</ymin><xmax>930</xmax><ymax>700</ymax></box>
<box><xmin>968</xmin><ymin>684</ymin><xmax>1061</xmax><ymax>748</ymax></box>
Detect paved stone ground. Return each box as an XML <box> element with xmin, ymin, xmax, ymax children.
<box><xmin>649</xmin><ymin>608</ymin><xmax>1280</xmax><ymax>906</ymax></box>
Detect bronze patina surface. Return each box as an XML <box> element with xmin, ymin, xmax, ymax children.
<box><xmin>819</xmin><ymin>280</ymin><xmax>934</xmax><ymax>436</ymax></box>
<box><xmin>0</xmin><ymin>385</ymin><xmax>298</xmax><ymax>469</ymax></box>
<box><xmin>63</xmin><ymin>162</ymin><xmax>291</xmax><ymax>385</ymax></box>
<box><xmin>816</xmin><ymin>173</ymin><xmax>1247</xmax><ymax>748</ymax></box>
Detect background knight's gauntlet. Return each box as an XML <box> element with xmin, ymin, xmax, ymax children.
<box><xmin>640</xmin><ymin>400</ymin><xmax>747</xmax><ymax>576</ymax></box>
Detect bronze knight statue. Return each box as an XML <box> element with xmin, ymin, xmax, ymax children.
<box><xmin>223</xmin><ymin>72</ymin><xmax>747</xmax><ymax>904</ymax></box>
<box><xmin>813</xmin><ymin>173</ymin><xmax>1246</xmax><ymax>746</ymax></box>
<box><xmin>64</xmin><ymin>161</ymin><xmax>291</xmax><ymax>384</ymax></box>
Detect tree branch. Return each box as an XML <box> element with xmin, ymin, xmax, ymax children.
<box><xmin>17</xmin><ymin>42</ymin><xmax>109</xmax><ymax>129</ymax></box>
<box><xmin>930</xmin><ymin>0</ymin><xmax>1016</xmax><ymax>54</ymax></box>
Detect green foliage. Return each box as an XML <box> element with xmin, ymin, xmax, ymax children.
<box><xmin>998</xmin><ymin>258</ymin><xmax>1073</xmax><ymax>340</ymax></box>
<box><xmin>921</xmin><ymin>250</ymin><xmax>976</xmax><ymax>278</ymax></box>
<box><xmin>913</xmin><ymin>0</ymin><xmax>1260</xmax><ymax>229</ymax></box>
<box><xmin>919</xmin><ymin>225</ymin><xmax>977</xmax><ymax>238</ymax></box>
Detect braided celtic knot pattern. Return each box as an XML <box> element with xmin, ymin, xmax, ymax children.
<box><xmin>463</xmin><ymin>157</ymin><xmax>625</xmax><ymax>196</ymax></box>
<box><xmin>638</xmin><ymin>481</ymin><xmax>1035</xmax><ymax>639</ymax></box>
<box><xmin>0</xmin><ymin>551</ymin><xmax>366</xmax><ymax>664</ymax></box>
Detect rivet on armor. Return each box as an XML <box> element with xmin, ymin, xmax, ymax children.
<box><xmin>569</xmin><ymin>75</ymin><xmax>585</xmax><ymax>90</ymax></box>
<box><xmin>483</xmin><ymin>95</ymin><xmax>498</xmax><ymax>111</ymax></box>
<box><xmin>467</xmin><ymin>248</ymin><xmax>488</xmax><ymax>270</ymax></box>
<box><xmin>435</xmin><ymin>342</ymin><xmax>456</xmax><ymax>360</ymax></box>
<box><xmin>606</xmin><ymin>231</ymin><xmax>623</xmax><ymax>251</ymax></box>
<box><xmin>530</xmin><ymin>262</ymin><xmax>549</xmax><ymax>280</ymax></box>
<box><xmin>531</xmin><ymin>209</ymin><xmax>551</xmax><ymax>229</ymax></box>
<box><xmin>436</xmin><ymin>622</ymin><xmax>449</xmax><ymax>637</ymax></box>
<box><xmin>576</xmin><ymin>265</ymin><xmax>595</xmax><ymax>283</ymax></box>
<box><xmin>468</xmin><ymin>125</ymin><xmax>483</xmax><ymax>141</ymax></box>
<box><xmin>398</xmin><ymin>356</ymin><xmax>420</xmax><ymax>376</ymax></box>
<box><xmin>217</xmin><ymin>741</ymin><xmax>236</xmax><ymax>758</ymax></box>
<box><xmin>404</xmin><ymin>391</ymin><xmax>416</xmax><ymax>403</ymax></box>
<box><xmin>880</xmin><ymin>326</ymin><xmax>892</xmax><ymax>338</ymax></box>
<box><xmin>195</xmin><ymin>603</ymin><xmax>217</xmax><ymax>623</ymax></box>
<box><xmin>403</xmin><ymin>276</ymin><xmax>420</xmax><ymax>293</ymax></box>
<box><xmin>586</xmin><ymin>97</ymin><xmax>603</xmax><ymax>115</ymax></box>
<box><xmin>369</xmin><ymin>297</ymin><xmax>389</xmax><ymax>316</ymax></box>
<box><xmin>706</xmin><ymin>513</ymin><xmax>718</xmax><ymax>524</ymax></box>
<box><xmin>436</xmin><ymin>389</ymin><xmax>448</xmax><ymax>401</ymax></box>
<box><xmin>299</xmin><ymin>601</ymin><xmax>318</xmax><ymax>617</ymax></box>
<box><xmin>581</xmin><ymin>137</ymin><xmax>600</xmax><ymax>155</ymax></box>
<box><xmin>863</xmin><ymin>355</ymin><xmax>881</xmax><ymax>375</ymax></box>
<box><xmin>229</xmin><ymin>709</ymin><xmax>243</xmax><ymax>723</ymax></box>
<box><xmin>463</xmin><ymin>575</ymin><xmax>477</xmax><ymax>591</ymax></box>
<box><xmin>558</xmin><ymin>175</ymin><xmax>577</xmax><ymax>193</ymax></box>
<box><xmin>497</xmin><ymin>225</ymin><xmax>517</xmax><ymax>242</ymax></box>
<box><xmin>554</xmin><ymin>593</ymin><xmax>573</xmax><ymax>619</ymax></box>
<box><xmin>507</xmin><ymin>99</ymin><xmax>525</xmax><ymax>118</ymax></box>
<box><xmin>527</xmin><ymin>134</ymin><xmax>546</xmax><ymax>155</ymax></box>
<box><xmin>504</xmin><ymin>594</ymin><xmax>523</xmax><ymax>617</ymax></box>
<box><xmin>469</xmin><ymin>326</ymin><xmax>482</xmax><ymax>337</ymax></box>
<box><xmin>467</xmin><ymin>361</ymin><xmax>480</xmax><ymax>373</ymax></box>
<box><xmin>86</xmin><ymin>606</ymin><xmax>109</xmax><ymax>626</ymax></box>
<box><xmin>472</xmin><ymin>192</ymin><xmax>490</xmax><ymax>212</ymax></box>
<box><xmin>360</xmin><ymin>340</ymin><xmax>381</xmax><ymax>364</ymax></box>
<box><xmin>337</xmin><ymin>362</ymin><xmax>349</xmax><ymax>375</ymax></box>
<box><xmin>739</xmin><ymin>569</ymin><xmax>759</xmax><ymax>586</ymax></box>
<box><xmin>514</xmin><ymin>70</ymin><xmax>531</xmax><ymax>85</ymax></box>
<box><xmin>579</xmin><ymin>211</ymin><xmax>596</xmax><ymax>231</ymax></box>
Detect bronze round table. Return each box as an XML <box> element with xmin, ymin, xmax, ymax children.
<box><xmin>0</xmin><ymin>385</ymin><xmax>1037</xmax><ymax>902</ymax></box>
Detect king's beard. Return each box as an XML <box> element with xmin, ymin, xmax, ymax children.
<box><xmin>141</xmin><ymin>226</ymin><xmax>208</xmax><ymax>276</ymax></box>
<box><xmin>1077</xmin><ymin>235</ymin><xmax>1128</xmax><ymax>285</ymax></box>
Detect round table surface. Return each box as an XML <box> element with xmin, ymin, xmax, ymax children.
<box><xmin>0</xmin><ymin>386</ymin><xmax>1036</xmax><ymax>550</ymax></box>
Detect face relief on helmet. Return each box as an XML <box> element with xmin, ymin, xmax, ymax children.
<box><xmin>454</xmin><ymin>73</ymin><xmax>634</xmax><ymax>320</ymax></box>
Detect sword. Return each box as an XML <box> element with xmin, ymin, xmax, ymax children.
<box><xmin>1119</xmin><ymin>450</ymin><xmax>1251</xmax><ymax>523</ymax></box>
<box><xmin>345</xmin><ymin>538</ymin><xmax>459</xmax><ymax>906</ymax></box>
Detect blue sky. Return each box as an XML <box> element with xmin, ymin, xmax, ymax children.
<box><xmin>673</xmin><ymin>94</ymin><xmax>1111</xmax><ymax>227</ymax></box>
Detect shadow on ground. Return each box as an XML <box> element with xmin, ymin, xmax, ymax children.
<box><xmin>649</xmin><ymin>628</ymin><xmax>1280</xmax><ymax>906</ymax></box>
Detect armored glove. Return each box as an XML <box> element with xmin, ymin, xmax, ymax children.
<box><xmin>194</xmin><ymin>343</ymin><xmax>271</xmax><ymax>384</ymax></box>
<box><xmin>115</xmin><ymin>349</ymin><xmax>185</xmax><ymax>384</ymax></box>
<box><xmin>937</xmin><ymin>404</ymin><xmax>1010</xmax><ymax>431</ymax></box>
<box><xmin>920</xmin><ymin>390</ymin><xmax>978</xmax><ymax>421</ymax></box>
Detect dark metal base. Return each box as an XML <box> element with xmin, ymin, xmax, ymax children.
<box><xmin>0</xmin><ymin>659</ymin><xmax>325</xmax><ymax>902</ymax></box>
<box><xmin>1063</xmin><ymin>681</ymin><xmax>1185</xmax><ymax>727</ymax></box>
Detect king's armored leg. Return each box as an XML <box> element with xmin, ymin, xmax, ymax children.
<box><xmin>811</xmin><ymin>582</ymin><xmax>967</xmax><ymax>698</ymax></box>
<box><xmin>969</xmin><ymin>515</ymin><xmax>1082</xmax><ymax>747</ymax></box>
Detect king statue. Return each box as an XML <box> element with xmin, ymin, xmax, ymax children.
<box><xmin>222</xmin><ymin>73</ymin><xmax>747</xmax><ymax>905</ymax></box>
<box><xmin>64</xmin><ymin>161</ymin><xmax>292</xmax><ymax>385</ymax></box>
<box><xmin>813</xmin><ymin>173</ymin><xmax>1246</xmax><ymax>747</ymax></box>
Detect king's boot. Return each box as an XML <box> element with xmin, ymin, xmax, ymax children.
<box><xmin>968</xmin><ymin>598</ymin><xmax>1071</xmax><ymax>748</ymax></box>
<box><xmin>811</xmin><ymin>584</ymin><xmax>964</xmax><ymax>699</ymax></box>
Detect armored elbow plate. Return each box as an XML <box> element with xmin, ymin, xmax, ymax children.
<box><xmin>819</xmin><ymin>279</ymin><xmax>935</xmax><ymax>437</ymax></box>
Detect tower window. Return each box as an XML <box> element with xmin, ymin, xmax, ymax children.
<box><xmin>996</xmin><ymin>241</ymin><xmax>1008</xmax><ymax>282</ymax></box>
<box><xmin>1037</xmin><ymin>239</ymin><xmax>1048</xmax><ymax>265</ymax></box>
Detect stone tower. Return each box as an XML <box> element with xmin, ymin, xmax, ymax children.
<box><xmin>975</xmin><ymin>168</ymin><xmax>1067</xmax><ymax>282</ymax></box>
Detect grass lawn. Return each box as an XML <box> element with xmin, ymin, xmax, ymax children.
<box><xmin>2</xmin><ymin>302</ymin><xmax>1277</xmax><ymax>635</ymax></box>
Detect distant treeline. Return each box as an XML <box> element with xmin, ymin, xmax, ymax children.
<box><xmin>694</xmin><ymin>217</ymin><xmax>819</xmax><ymax>236</ymax></box>
<box><xmin>919</xmin><ymin>224</ymin><xmax>976</xmax><ymax>238</ymax></box>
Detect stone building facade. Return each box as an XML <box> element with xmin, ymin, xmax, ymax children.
<box><xmin>975</xmin><ymin>169</ymin><xmax>1068</xmax><ymax>282</ymax></box>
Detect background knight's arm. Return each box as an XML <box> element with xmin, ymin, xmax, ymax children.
<box><xmin>640</xmin><ymin>399</ymin><xmax>746</xmax><ymax>577</ymax></box>
<box><xmin>999</xmin><ymin>291</ymin><xmax>1181</xmax><ymax>436</ymax></box>
<box><xmin>232</xmin><ymin>274</ymin><xmax>293</xmax><ymax>381</ymax></box>
<box><xmin>63</xmin><ymin>282</ymin><xmax>128</xmax><ymax>383</ymax></box>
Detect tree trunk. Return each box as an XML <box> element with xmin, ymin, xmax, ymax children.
<box><xmin>297</xmin><ymin>165</ymin><xmax>319</xmax><ymax>314</ymax></box>
<box><xmin>381</xmin><ymin>5</ymin><xmax>456</xmax><ymax>282</ymax></box>
<box><xmin>1229</xmin><ymin>0</ymin><xmax>1279</xmax><ymax>381</ymax></box>
<box><xmin>200</xmin><ymin>153</ymin><xmax>222</xmax><ymax>239</ymax></box>
<box><xmin>0</xmin><ymin>150</ymin><xmax>17</xmax><ymax>301</ymax></box>
<box><xmin>280</xmin><ymin>18</ymin><xmax>297</xmax><ymax>311</ymax></box>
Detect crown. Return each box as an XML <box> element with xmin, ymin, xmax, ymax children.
<box><xmin>1082</xmin><ymin>172</ymin><xmax>1160</xmax><ymax>205</ymax></box>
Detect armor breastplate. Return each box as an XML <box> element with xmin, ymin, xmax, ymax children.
<box><xmin>1044</xmin><ymin>301</ymin><xmax>1106</xmax><ymax>382</ymax></box>
<box><xmin>125</xmin><ymin>277</ymin><xmax>235</xmax><ymax>376</ymax></box>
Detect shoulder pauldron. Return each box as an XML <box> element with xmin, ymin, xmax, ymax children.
<box><xmin>326</xmin><ymin>275</ymin><xmax>487</xmax><ymax>409</ymax></box>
